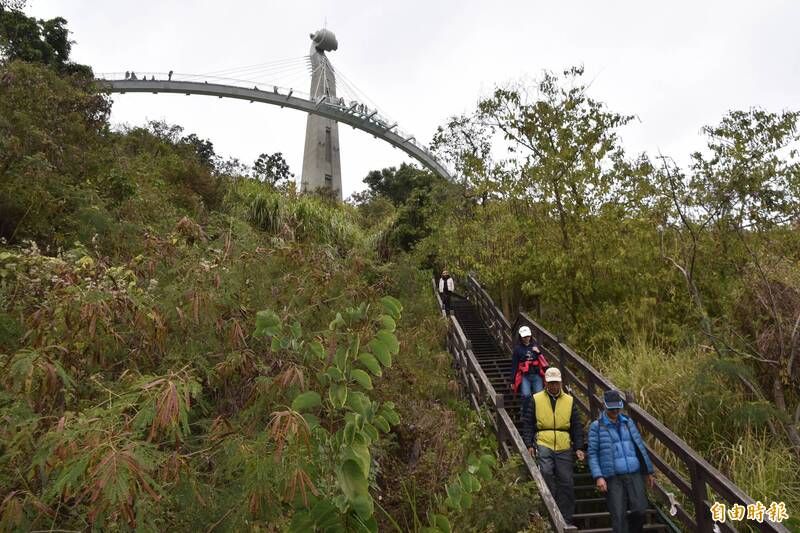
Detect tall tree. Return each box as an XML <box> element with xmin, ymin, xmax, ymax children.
<box><xmin>474</xmin><ymin>67</ymin><xmax>652</xmax><ymax>322</ymax></box>
<box><xmin>660</xmin><ymin>109</ymin><xmax>800</xmax><ymax>452</ymax></box>
<box><xmin>0</xmin><ymin>5</ymin><xmax>90</xmax><ymax>76</ymax></box>
<box><xmin>253</xmin><ymin>152</ymin><xmax>293</xmax><ymax>186</ymax></box>
<box><xmin>362</xmin><ymin>163</ymin><xmax>436</xmax><ymax>206</ymax></box>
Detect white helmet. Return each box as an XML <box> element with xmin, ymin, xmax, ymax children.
<box><xmin>518</xmin><ymin>326</ymin><xmax>532</xmax><ymax>337</ymax></box>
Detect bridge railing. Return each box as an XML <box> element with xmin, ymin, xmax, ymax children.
<box><xmin>432</xmin><ymin>278</ymin><xmax>577</xmax><ymax>533</ymax></box>
<box><xmin>461</xmin><ymin>274</ymin><xmax>790</xmax><ymax>533</ymax></box>
<box><xmin>94</xmin><ymin>73</ymin><xmax>443</xmax><ymax>167</ymax></box>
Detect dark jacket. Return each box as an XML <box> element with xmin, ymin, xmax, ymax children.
<box><xmin>522</xmin><ymin>390</ymin><xmax>585</xmax><ymax>451</ymax></box>
<box><xmin>509</xmin><ymin>341</ymin><xmax>545</xmax><ymax>384</ymax></box>
<box><xmin>588</xmin><ymin>412</ymin><xmax>654</xmax><ymax>480</ymax></box>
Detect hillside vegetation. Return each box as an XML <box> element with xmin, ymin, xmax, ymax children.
<box><xmin>0</xmin><ymin>14</ymin><xmax>544</xmax><ymax>530</ymax></box>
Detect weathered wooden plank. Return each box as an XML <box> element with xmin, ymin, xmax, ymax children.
<box><xmin>468</xmin><ymin>373</ymin><xmax>480</xmax><ymax>398</ymax></box>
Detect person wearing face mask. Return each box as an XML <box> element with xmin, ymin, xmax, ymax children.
<box><xmin>588</xmin><ymin>390</ymin><xmax>655</xmax><ymax>533</ymax></box>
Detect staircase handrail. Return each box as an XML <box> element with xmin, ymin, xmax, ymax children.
<box><xmin>461</xmin><ymin>274</ymin><xmax>790</xmax><ymax>533</ymax></box>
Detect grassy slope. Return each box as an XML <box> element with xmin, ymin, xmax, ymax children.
<box><xmin>0</xmin><ymin>128</ymin><xmax>544</xmax><ymax>531</ymax></box>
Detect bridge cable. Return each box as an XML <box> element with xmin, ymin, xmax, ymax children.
<box><xmin>199</xmin><ymin>56</ymin><xmax>309</xmax><ymax>77</ymax></box>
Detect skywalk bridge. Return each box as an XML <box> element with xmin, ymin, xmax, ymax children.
<box><xmin>94</xmin><ymin>72</ymin><xmax>452</xmax><ymax>181</ymax></box>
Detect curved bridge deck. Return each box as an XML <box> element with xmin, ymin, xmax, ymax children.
<box><xmin>96</xmin><ymin>76</ymin><xmax>452</xmax><ymax>181</ymax></box>
<box><xmin>433</xmin><ymin>275</ymin><xmax>789</xmax><ymax>533</ymax></box>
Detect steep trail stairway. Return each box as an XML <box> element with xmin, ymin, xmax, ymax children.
<box><xmin>434</xmin><ymin>276</ymin><xmax>790</xmax><ymax>533</ymax></box>
<box><xmin>451</xmin><ymin>298</ymin><xmax>670</xmax><ymax>532</ymax></box>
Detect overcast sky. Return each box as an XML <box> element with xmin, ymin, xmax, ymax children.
<box><xmin>25</xmin><ymin>1</ymin><xmax>800</xmax><ymax>197</ymax></box>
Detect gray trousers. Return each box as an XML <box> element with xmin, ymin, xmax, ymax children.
<box><xmin>606</xmin><ymin>473</ymin><xmax>648</xmax><ymax>533</ymax></box>
<box><xmin>537</xmin><ymin>445</ymin><xmax>575</xmax><ymax>523</ymax></box>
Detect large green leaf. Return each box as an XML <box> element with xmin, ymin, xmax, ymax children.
<box><xmin>380</xmin><ymin>406</ymin><xmax>400</xmax><ymax>426</ymax></box>
<box><xmin>334</xmin><ymin>346</ymin><xmax>349</xmax><ymax>371</ymax></box>
<box><xmin>445</xmin><ymin>482</ymin><xmax>462</xmax><ymax>509</ymax></box>
<box><xmin>350</xmin><ymin>493</ymin><xmax>374</xmax><ymax>521</ymax></box>
<box><xmin>326</xmin><ymin>367</ymin><xmax>344</xmax><ymax>382</ymax></box>
<box><xmin>309</xmin><ymin>500</ymin><xmax>341</xmax><ymax>530</ymax></box>
<box><xmin>368</xmin><ymin>339</ymin><xmax>392</xmax><ymax>368</ymax></box>
<box><xmin>343</xmin><ymin>421</ymin><xmax>356</xmax><ymax>445</ymax></box>
<box><xmin>380</xmin><ymin>296</ymin><xmax>402</xmax><ymax>319</ymax></box>
<box><xmin>459</xmin><ymin>471</ymin><xmax>480</xmax><ymax>493</ymax></box>
<box><xmin>308</xmin><ymin>340</ymin><xmax>325</xmax><ymax>359</ymax></box>
<box><xmin>362</xmin><ymin>422</ymin><xmax>379</xmax><ymax>443</ymax></box>
<box><xmin>344</xmin><ymin>441</ymin><xmax>371</xmax><ymax>477</ymax></box>
<box><xmin>375</xmin><ymin>331</ymin><xmax>399</xmax><ymax>355</ymax></box>
<box><xmin>357</xmin><ymin>353</ymin><xmax>382</xmax><ymax>377</ymax></box>
<box><xmin>346</xmin><ymin>391</ymin><xmax>368</xmax><ymax>415</ymax></box>
<box><xmin>426</xmin><ymin>512</ymin><xmax>451</xmax><ymax>533</ymax></box>
<box><xmin>372</xmin><ymin>415</ymin><xmax>390</xmax><ymax>433</ymax></box>
<box><xmin>329</xmin><ymin>383</ymin><xmax>348</xmax><ymax>409</ymax></box>
<box><xmin>350</xmin><ymin>369</ymin><xmax>373</xmax><ymax>390</ymax></box>
<box><xmin>254</xmin><ymin>309</ymin><xmax>281</xmax><ymax>337</ymax></box>
<box><xmin>348</xmin><ymin>335</ymin><xmax>360</xmax><ymax>358</ymax></box>
<box><xmin>378</xmin><ymin>314</ymin><xmax>396</xmax><ymax>332</ymax></box>
<box><xmin>480</xmin><ymin>453</ymin><xmax>497</xmax><ymax>467</ymax></box>
<box><xmin>292</xmin><ymin>391</ymin><xmax>321</xmax><ymax>412</ymax></box>
<box><xmin>336</xmin><ymin>459</ymin><xmax>369</xmax><ymax>500</ymax></box>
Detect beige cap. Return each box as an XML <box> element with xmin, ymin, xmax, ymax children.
<box><xmin>544</xmin><ymin>367</ymin><xmax>562</xmax><ymax>382</ymax></box>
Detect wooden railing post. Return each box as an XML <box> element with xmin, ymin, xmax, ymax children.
<box><xmin>557</xmin><ymin>336</ymin><xmax>566</xmax><ymax>378</ymax></box>
<box><xmin>588</xmin><ymin>376</ymin><xmax>599</xmax><ymax>421</ymax></box>
<box><xmin>495</xmin><ymin>394</ymin><xmax>506</xmax><ymax>446</ymax></box>
<box><xmin>689</xmin><ymin>461</ymin><xmax>713</xmax><ymax>532</ymax></box>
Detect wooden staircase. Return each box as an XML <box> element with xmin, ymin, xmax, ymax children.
<box><xmin>451</xmin><ymin>298</ymin><xmax>671</xmax><ymax>532</ymax></box>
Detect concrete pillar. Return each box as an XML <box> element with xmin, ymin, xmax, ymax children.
<box><xmin>301</xmin><ymin>29</ymin><xmax>342</xmax><ymax>200</ymax></box>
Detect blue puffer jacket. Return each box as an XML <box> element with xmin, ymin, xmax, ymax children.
<box><xmin>588</xmin><ymin>412</ymin><xmax>654</xmax><ymax>480</ymax></box>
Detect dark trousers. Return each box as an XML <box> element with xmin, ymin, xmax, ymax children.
<box><xmin>538</xmin><ymin>445</ymin><xmax>575</xmax><ymax>524</ymax></box>
<box><xmin>606</xmin><ymin>474</ymin><xmax>648</xmax><ymax>533</ymax></box>
<box><xmin>441</xmin><ymin>293</ymin><xmax>451</xmax><ymax>314</ymax></box>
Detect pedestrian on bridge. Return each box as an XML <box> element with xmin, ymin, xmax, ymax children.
<box><xmin>168</xmin><ymin>70</ymin><xmax>173</xmax><ymax>81</ymax></box>
<box><xmin>438</xmin><ymin>270</ymin><xmax>454</xmax><ymax>314</ymax></box>
<box><xmin>524</xmin><ymin>367</ymin><xmax>585</xmax><ymax>527</ymax></box>
<box><xmin>588</xmin><ymin>390</ymin><xmax>655</xmax><ymax>533</ymax></box>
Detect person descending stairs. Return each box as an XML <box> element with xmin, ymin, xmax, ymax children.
<box><xmin>450</xmin><ymin>297</ymin><xmax>672</xmax><ymax>532</ymax></box>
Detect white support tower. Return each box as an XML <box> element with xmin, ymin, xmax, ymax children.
<box><xmin>300</xmin><ymin>29</ymin><xmax>342</xmax><ymax>199</ymax></box>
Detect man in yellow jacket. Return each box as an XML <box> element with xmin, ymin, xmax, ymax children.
<box><xmin>524</xmin><ymin>367</ymin><xmax>585</xmax><ymax>526</ymax></box>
